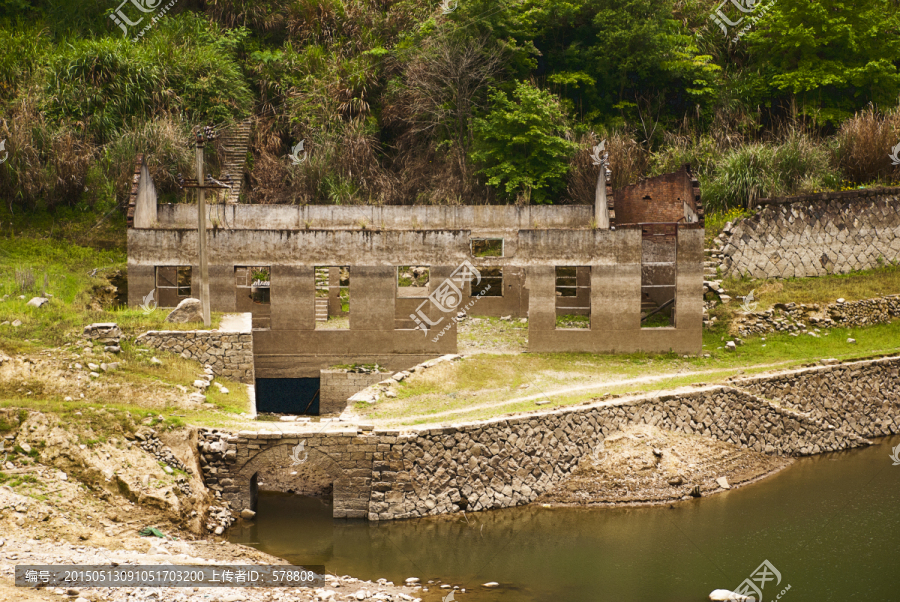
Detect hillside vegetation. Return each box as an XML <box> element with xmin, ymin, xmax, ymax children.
<box><xmin>0</xmin><ymin>0</ymin><xmax>899</xmax><ymax>212</ymax></box>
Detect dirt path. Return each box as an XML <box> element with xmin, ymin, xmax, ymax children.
<box><xmin>373</xmin><ymin>360</ymin><xmax>801</xmax><ymax>426</ymax></box>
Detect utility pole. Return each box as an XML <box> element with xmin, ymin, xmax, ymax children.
<box><xmin>195</xmin><ymin>129</ymin><xmax>211</xmax><ymax>327</ymax></box>
<box><xmin>178</xmin><ymin>126</ymin><xmax>232</xmax><ymax>328</ymax></box>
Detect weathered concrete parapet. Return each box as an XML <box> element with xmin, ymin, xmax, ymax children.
<box><xmin>714</xmin><ymin>190</ymin><xmax>900</xmax><ymax>279</ymax></box>
<box><xmin>198</xmin><ymin>356</ymin><xmax>899</xmax><ymax>523</ymax></box>
<box><xmin>135</xmin><ymin>330</ymin><xmax>255</xmax><ymax>383</ymax></box>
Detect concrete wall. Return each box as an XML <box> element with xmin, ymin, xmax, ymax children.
<box><xmin>153</xmin><ymin>204</ymin><xmax>594</xmax><ymax>232</ymax></box>
<box><xmin>127</xmin><ymin>225</ymin><xmax>706</xmax><ymax>373</ymax></box>
<box><xmin>135</xmin><ymin>330</ymin><xmax>255</xmax><ymax>383</ymax></box>
<box><xmin>526</xmin><ymin>227</ymin><xmax>703</xmax><ymax>354</ymax></box>
<box><xmin>197</xmin><ymin>355</ymin><xmax>897</xmax><ymax>521</ymax></box>
<box><xmin>320</xmin><ymin>370</ymin><xmax>389</xmax><ymax>415</ymax></box>
<box><xmin>715</xmin><ymin>189</ymin><xmax>900</xmax><ymax>279</ymax></box>
<box><xmin>127</xmin><ymin>154</ymin><xmax>157</xmax><ymax>229</ymax></box>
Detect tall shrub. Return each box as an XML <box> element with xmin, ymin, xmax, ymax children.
<box><xmin>471</xmin><ymin>81</ymin><xmax>577</xmax><ymax>204</ymax></box>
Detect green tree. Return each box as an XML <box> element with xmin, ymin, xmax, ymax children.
<box><xmin>471</xmin><ymin>81</ymin><xmax>578</xmax><ymax>204</ymax></box>
<box><xmin>743</xmin><ymin>0</ymin><xmax>900</xmax><ymax>124</ymax></box>
<box><xmin>526</xmin><ymin>0</ymin><xmax>720</xmax><ymax>136</ymax></box>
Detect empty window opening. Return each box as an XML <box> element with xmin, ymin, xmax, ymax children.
<box><xmin>555</xmin><ymin>266</ymin><xmax>590</xmax><ymax>329</ymax></box>
<box><xmin>316</xmin><ymin>267</ymin><xmax>350</xmax><ymax>329</ymax></box>
<box><xmin>234</xmin><ymin>266</ymin><xmax>271</xmax><ymax>329</ymax></box>
<box><xmin>473</xmin><ymin>267</ymin><xmax>502</xmax><ymax>297</ymax></box>
<box><xmin>155</xmin><ymin>266</ymin><xmax>192</xmax><ymax>307</ymax></box>
<box><xmin>641</xmin><ymin>224</ymin><xmax>676</xmax><ymax>328</ymax></box>
<box><xmin>244</xmin><ymin>267</ymin><xmax>270</xmax><ymax>304</ymax></box>
<box><xmin>397</xmin><ymin>266</ymin><xmax>430</xmax><ymax>298</ymax></box>
<box><xmin>471</xmin><ymin>238</ymin><xmax>504</xmax><ymax>257</ymax></box>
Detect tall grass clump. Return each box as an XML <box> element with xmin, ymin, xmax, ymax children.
<box><xmin>702</xmin><ymin>129</ymin><xmax>839</xmax><ymax>210</ymax></box>
<box><xmin>835</xmin><ymin>106</ymin><xmax>900</xmax><ymax>185</ymax></box>
<box><xmin>103</xmin><ymin>117</ymin><xmax>195</xmax><ymax>205</ymax></box>
<box><xmin>650</xmin><ymin>132</ymin><xmax>731</xmax><ymax>180</ymax></box>
<box><xmin>43</xmin><ymin>13</ymin><xmax>253</xmax><ymax>144</ymax></box>
<box><xmin>0</xmin><ymin>102</ymin><xmax>95</xmax><ymax>212</ymax></box>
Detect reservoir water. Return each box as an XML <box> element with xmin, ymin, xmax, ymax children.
<box><xmin>229</xmin><ymin>435</ymin><xmax>900</xmax><ymax>601</ymax></box>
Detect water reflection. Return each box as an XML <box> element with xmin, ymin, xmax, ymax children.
<box><xmin>230</xmin><ymin>436</ymin><xmax>900</xmax><ymax>601</ymax></box>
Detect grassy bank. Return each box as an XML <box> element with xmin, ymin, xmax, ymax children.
<box><xmin>358</xmin><ymin>318</ymin><xmax>900</xmax><ymax>425</ymax></box>
<box><xmin>723</xmin><ymin>264</ymin><xmax>900</xmax><ymax>309</ymax></box>
<box><xmin>0</xmin><ymin>214</ymin><xmax>247</xmax><ymax>430</ymax></box>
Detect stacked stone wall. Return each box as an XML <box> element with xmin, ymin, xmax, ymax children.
<box><xmin>732</xmin><ymin>356</ymin><xmax>900</xmax><ymax>438</ymax></box>
<box><xmin>320</xmin><ymin>370</ymin><xmax>388</xmax><ymax>415</ymax></box>
<box><xmin>196</xmin><ymin>354</ymin><xmax>900</xmax><ymax>522</ymax></box>
<box><xmin>715</xmin><ymin>191</ymin><xmax>900</xmax><ymax>279</ymax></box>
<box><xmin>733</xmin><ymin>295</ymin><xmax>900</xmax><ymax>337</ymax></box>
<box><xmin>198</xmin><ymin>428</ymin><xmax>374</xmax><ymax>519</ymax></box>
<box><xmin>136</xmin><ymin>330</ymin><xmax>254</xmax><ymax>383</ymax></box>
<box><xmin>366</xmin><ymin>386</ymin><xmax>868</xmax><ymax>520</ymax></box>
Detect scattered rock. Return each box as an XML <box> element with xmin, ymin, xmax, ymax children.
<box><xmin>482</xmin><ymin>582</ymin><xmax>499</xmax><ymax>588</ymax></box>
<box><xmin>716</xmin><ymin>477</ymin><xmax>730</xmax><ymax>490</ymax></box>
<box><xmin>26</xmin><ymin>297</ymin><xmax>49</xmax><ymax>308</ymax></box>
<box><xmin>405</xmin><ymin>578</ymin><xmax>420</xmax><ymax>585</ymax></box>
<box><xmin>164</xmin><ymin>298</ymin><xmax>203</xmax><ymax>323</ymax></box>
<box><xmin>11</xmin><ymin>319</ymin><xmax>21</xmax><ymax>327</ymax></box>
<box><xmin>847</xmin><ymin>338</ymin><xmax>856</xmax><ymax>344</ymax></box>
<box><xmin>240</xmin><ymin>509</ymin><xmax>256</xmax><ymax>519</ymax></box>
<box><xmin>709</xmin><ymin>589</ymin><xmax>752</xmax><ymax>601</ymax></box>
<box><xmin>725</xmin><ymin>341</ymin><xmax>736</xmax><ymax>352</ymax></box>
<box><xmin>150</xmin><ymin>357</ymin><xmax>162</xmax><ymax>365</ymax></box>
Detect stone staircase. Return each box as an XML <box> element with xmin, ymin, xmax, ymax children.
<box><xmin>640</xmin><ymin>292</ymin><xmax>658</xmax><ymax>316</ymax></box>
<box><xmin>315</xmin><ymin>298</ymin><xmax>328</xmax><ymax>322</ymax></box>
<box><xmin>218</xmin><ymin>119</ymin><xmax>252</xmax><ymax>204</ymax></box>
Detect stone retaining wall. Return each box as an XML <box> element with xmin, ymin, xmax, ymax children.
<box><xmin>732</xmin><ymin>356</ymin><xmax>900</xmax><ymax>438</ymax></box>
<box><xmin>733</xmin><ymin>296</ymin><xmax>900</xmax><ymax>338</ymax></box>
<box><xmin>714</xmin><ymin>190</ymin><xmax>900</xmax><ymax>279</ymax></box>
<box><xmin>365</xmin><ymin>385</ymin><xmax>867</xmax><ymax>520</ymax></box>
<box><xmin>196</xmin><ymin>355</ymin><xmax>900</xmax><ymax>522</ymax></box>
<box><xmin>136</xmin><ymin>331</ymin><xmax>254</xmax><ymax>384</ymax></box>
<box><xmin>320</xmin><ymin>370</ymin><xmax>388</xmax><ymax>415</ymax></box>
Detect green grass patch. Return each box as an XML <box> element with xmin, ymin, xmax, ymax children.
<box><xmin>704</xmin><ymin>207</ymin><xmax>754</xmax><ymax>247</ymax></box>
<box><xmin>0</xmin><ymin>471</ymin><xmax>39</xmax><ymax>487</ymax></box>
<box><xmin>0</xmin><ymin>233</ymin><xmax>223</xmax><ymax>354</ymax></box>
<box><xmin>555</xmin><ymin>314</ymin><xmax>590</xmax><ymax>329</ymax></box>
<box><xmin>360</xmin><ymin>318</ymin><xmax>900</xmax><ymax>426</ymax></box>
<box><xmin>724</xmin><ymin>264</ymin><xmax>900</xmax><ymax>310</ymax></box>
<box><xmin>458</xmin><ymin>316</ymin><xmax>528</xmax><ymax>351</ymax></box>
<box><xmin>641</xmin><ymin>312</ymin><xmax>673</xmax><ymax>328</ymax></box>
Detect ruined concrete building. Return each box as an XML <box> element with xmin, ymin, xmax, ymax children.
<box><xmin>127</xmin><ymin>158</ymin><xmax>704</xmax><ymax>414</ymax></box>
